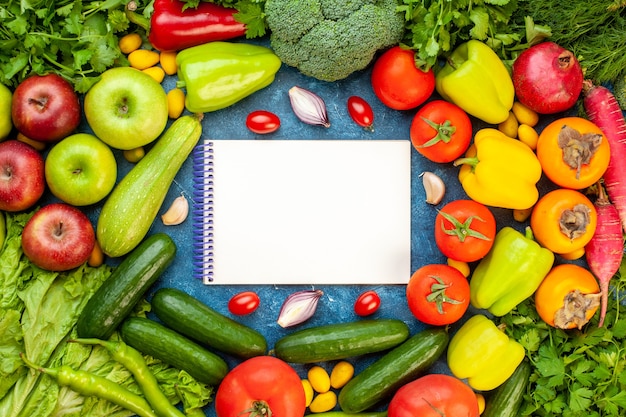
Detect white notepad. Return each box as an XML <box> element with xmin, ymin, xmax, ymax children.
<box><xmin>191</xmin><ymin>140</ymin><xmax>411</xmax><ymax>285</ymax></box>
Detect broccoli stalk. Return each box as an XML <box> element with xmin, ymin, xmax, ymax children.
<box><xmin>265</xmin><ymin>0</ymin><xmax>405</xmax><ymax>82</ymax></box>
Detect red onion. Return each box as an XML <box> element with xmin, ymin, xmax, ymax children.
<box><xmin>277</xmin><ymin>289</ymin><xmax>324</xmax><ymax>328</ymax></box>
<box><xmin>288</xmin><ymin>86</ymin><xmax>330</xmax><ymax>127</ymax></box>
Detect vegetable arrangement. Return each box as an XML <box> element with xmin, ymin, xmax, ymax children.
<box><xmin>2</xmin><ymin>1</ymin><xmax>626</xmax><ymax>417</ymax></box>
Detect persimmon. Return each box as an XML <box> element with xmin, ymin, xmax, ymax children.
<box><xmin>535</xmin><ymin>263</ymin><xmax>601</xmax><ymax>329</ymax></box>
<box><xmin>530</xmin><ymin>188</ymin><xmax>597</xmax><ymax>257</ymax></box>
<box><xmin>536</xmin><ymin>117</ymin><xmax>610</xmax><ymax>189</ymax></box>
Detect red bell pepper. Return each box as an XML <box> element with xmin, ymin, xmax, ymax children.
<box><xmin>133</xmin><ymin>0</ymin><xmax>247</xmax><ymax>52</ymax></box>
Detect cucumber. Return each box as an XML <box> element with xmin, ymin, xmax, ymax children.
<box><xmin>76</xmin><ymin>233</ymin><xmax>176</xmax><ymax>340</ymax></box>
<box><xmin>482</xmin><ymin>358</ymin><xmax>532</xmax><ymax>417</ymax></box>
<box><xmin>97</xmin><ymin>114</ymin><xmax>202</xmax><ymax>257</ymax></box>
<box><xmin>338</xmin><ymin>327</ymin><xmax>449</xmax><ymax>413</ymax></box>
<box><xmin>273</xmin><ymin>319</ymin><xmax>410</xmax><ymax>363</ymax></box>
<box><xmin>151</xmin><ymin>287</ymin><xmax>267</xmax><ymax>359</ymax></box>
<box><xmin>120</xmin><ymin>317</ymin><xmax>228</xmax><ymax>386</ymax></box>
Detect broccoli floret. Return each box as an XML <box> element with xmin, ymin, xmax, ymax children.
<box><xmin>265</xmin><ymin>0</ymin><xmax>405</xmax><ymax>82</ymax></box>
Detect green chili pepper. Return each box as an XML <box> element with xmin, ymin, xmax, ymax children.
<box><xmin>176</xmin><ymin>41</ymin><xmax>282</xmax><ymax>113</ymax></box>
<box><xmin>71</xmin><ymin>338</ymin><xmax>185</xmax><ymax>417</ymax></box>
<box><xmin>20</xmin><ymin>353</ymin><xmax>159</xmax><ymax>417</ymax></box>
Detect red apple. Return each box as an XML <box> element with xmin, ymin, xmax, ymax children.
<box><xmin>22</xmin><ymin>203</ymin><xmax>96</xmax><ymax>271</ymax></box>
<box><xmin>512</xmin><ymin>42</ymin><xmax>583</xmax><ymax>114</ymax></box>
<box><xmin>0</xmin><ymin>140</ymin><xmax>45</xmax><ymax>211</ymax></box>
<box><xmin>11</xmin><ymin>73</ymin><xmax>81</xmax><ymax>142</ymax></box>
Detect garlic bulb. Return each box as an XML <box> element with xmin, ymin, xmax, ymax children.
<box><xmin>161</xmin><ymin>194</ymin><xmax>189</xmax><ymax>225</ymax></box>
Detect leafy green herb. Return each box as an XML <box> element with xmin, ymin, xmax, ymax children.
<box><xmin>0</xmin><ymin>0</ymin><xmax>151</xmax><ymax>93</ymax></box>
<box><xmin>396</xmin><ymin>0</ymin><xmax>525</xmax><ymax>70</ymax></box>
<box><xmin>498</xmin><ymin>259</ymin><xmax>626</xmax><ymax>416</ymax></box>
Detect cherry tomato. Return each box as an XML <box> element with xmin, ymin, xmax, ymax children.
<box><xmin>388</xmin><ymin>374</ymin><xmax>480</xmax><ymax>417</ymax></box>
<box><xmin>371</xmin><ymin>46</ymin><xmax>435</xmax><ymax>110</ymax></box>
<box><xmin>215</xmin><ymin>356</ymin><xmax>306</xmax><ymax>417</ymax></box>
<box><xmin>410</xmin><ymin>100</ymin><xmax>472</xmax><ymax>163</ymax></box>
<box><xmin>347</xmin><ymin>96</ymin><xmax>374</xmax><ymax>130</ymax></box>
<box><xmin>434</xmin><ymin>199</ymin><xmax>497</xmax><ymax>263</ymax></box>
<box><xmin>246</xmin><ymin>110</ymin><xmax>281</xmax><ymax>134</ymax></box>
<box><xmin>406</xmin><ymin>264</ymin><xmax>470</xmax><ymax>326</ymax></box>
<box><xmin>536</xmin><ymin>117</ymin><xmax>610</xmax><ymax>189</ymax></box>
<box><xmin>354</xmin><ymin>290</ymin><xmax>381</xmax><ymax>316</ymax></box>
<box><xmin>228</xmin><ymin>291</ymin><xmax>260</xmax><ymax>315</ymax></box>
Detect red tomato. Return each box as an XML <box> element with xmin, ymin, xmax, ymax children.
<box><xmin>371</xmin><ymin>46</ymin><xmax>435</xmax><ymax>110</ymax></box>
<box><xmin>215</xmin><ymin>356</ymin><xmax>306</xmax><ymax>417</ymax></box>
<box><xmin>246</xmin><ymin>110</ymin><xmax>280</xmax><ymax>134</ymax></box>
<box><xmin>406</xmin><ymin>264</ymin><xmax>470</xmax><ymax>326</ymax></box>
<box><xmin>388</xmin><ymin>374</ymin><xmax>480</xmax><ymax>417</ymax></box>
<box><xmin>410</xmin><ymin>100</ymin><xmax>472</xmax><ymax>163</ymax></box>
<box><xmin>228</xmin><ymin>291</ymin><xmax>260</xmax><ymax>315</ymax></box>
<box><xmin>434</xmin><ymin>199</ymin><xmax>496</xmax><ymax>262</ymax></box>
<box><xmin>347</xmin><ymin>96</ymin><xmax>374</xmax><ymax>130</ymax></box>
<box><xmin>354</xmin><ymin>290</ymin><xmax>381</xmax><ymax>316</ymax></box>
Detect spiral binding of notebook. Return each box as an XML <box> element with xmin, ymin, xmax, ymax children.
<box><xmin>191</xmin><ymin>141</ymin><xmax>214</xmax><ymax>283</ymax></box>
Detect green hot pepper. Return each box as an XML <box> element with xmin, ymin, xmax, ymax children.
<box><xmin>469</xmin><ymin>226</ymin><xmax>554</xmax><ymax>316</ymax></box>
<box><xmin>176</xmin><ymin>41</ymin><xmax>282</xmax><ymax>113</ymax></box>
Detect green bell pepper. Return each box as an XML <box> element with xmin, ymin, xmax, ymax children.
<box><xmin>176</xmin><ymin>42</ymin><xmax>282</xmax><ymax>113</ymax></box>
<box><xmin>435</xmin><ymin>40</ymin><xmax>514</xmax><ymax>125</ymax></box>
<box><xmin>470</xmin><ymin>226</ymin><xmax>554</xmax><ymax>316</ymax></box>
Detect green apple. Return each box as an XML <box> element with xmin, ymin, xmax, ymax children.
<box><xmin>0</xmin><ymin>83</ymin><xmax>12</xmax><ymax>141</ymax></box>
<box><xmin>45</xmin><ymin>133</ymin><xmax>117</xmax><ymax>206</ymax></box>
<box><xmin>83</xmin><ymin>67</ymin><xmax>168</xmax><ymax>150</ymax></box>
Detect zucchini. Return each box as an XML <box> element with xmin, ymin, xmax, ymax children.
<box><xmin>120</xmin><ymin>317</ymin><xmax>228</xmax><ymax>386</ymax></box>
<box><xmin>273</xmin><ymin>319</ymin><xmax>410</xmax><ymax>363</ymax></box>
<box><xmin>151</xmin><ymin>287</ymin><xmax>267</xmax><ymax>358</ymax></box>
<box><xmin>76</xmin><ymin>233</ymin><xmax>176</xmax><ymax>340</ymax></box>
<box><xmin>97</xmin><ymin>114</ymin><xmax>202</xmax><ymax>257</ymax></box>
<box><xmin>482</xmin><ymin>358</ymin><xmax>532</xmax><ymax>417</ymax></box>
<box><xmin>338</xmin><ymin>327</ymin><xmax>449</xmax><ymax>413</ymax></box>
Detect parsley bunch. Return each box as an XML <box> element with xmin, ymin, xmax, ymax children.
<box><xmin>499</xmin><ymin>261</ymin><xmax>626</xmax><ymax>416</ymax></box>
<box><xmin>0</xmin><ymin>0</ymin><xmax>151</xmax><ymax>93</ymax></box>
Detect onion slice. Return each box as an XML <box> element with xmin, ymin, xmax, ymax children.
<box><xmin>277</xmin><ymin>289</ymin><xmax>324</xmax><ymax>328</ymax></box>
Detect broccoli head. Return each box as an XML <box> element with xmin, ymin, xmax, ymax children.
<box><xmin>265</xmin><ymin>0</ymin><xmax>405</xmax><ymax>82</ymax></box>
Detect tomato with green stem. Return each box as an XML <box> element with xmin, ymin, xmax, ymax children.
<box><xmin>434</xmin><ymin>199</ymin><xmax>496</xmax><ymax>262</ymax></box>
<box><xmin>410</xmin><ymin>100</ymin><xmax>472</xmax><ymax>163</ymax></box>
<box><xmin>215</xmin><ymin>356</ymin><xmax>306</xmax><ymax>417</ymax></box>
<box><xmin>406</xmin><ymin>264</ymin><xmax>470</xmax><ymax>326</ymax></box>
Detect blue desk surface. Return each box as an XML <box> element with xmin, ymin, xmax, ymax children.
<box><xmin>67</xmin><ymin>37</ymin><xmax>571</xmax><ymax>415</ymax></box>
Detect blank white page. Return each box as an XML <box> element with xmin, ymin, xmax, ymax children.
<box><xmin>192</xmin><ymin>140</ymin><xmax>411</xmax><ymax>285</ymax></box>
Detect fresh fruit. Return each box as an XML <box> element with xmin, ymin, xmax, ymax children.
<box><xmin>228</xmin><ymin>291</ymin><xmax>261</xmax><ymax>315</ymax></box>
<box><xmin>21</xmin><ymin>203</ymin><xmax>95</xmax><ymax>271</ymax></box>
<box><xmin>96</xmin><ymin>115</ymin><xmax>201</xmax><ymax>257</ymax></box>
<box><xmin>84</xmin><ymin>67</ymin><xmax>168</xmax><ymax>150</ymax></box>
<box><xmin>11</xmin><ymin>73</ymin><xmax>81</xmax><ymax>142</ymax></box>
<box><xmin>45</xmin><ymin>133</ymin><xmax>117</xmax><ymax>206</ymax></box>
<box><xmin>0</xmin><ymin>140</ymin><xmax>45</xmax><ymax>212</ymax></box>
<box><xmin>512</xmin><ymin>42</ymin><xmax>583</xmax><ymax>114</ymax></box>
<box><xmin>353</xmin><ymin>290</ymin><xmax>381</xmax><ymax>317</ymax></box>
<box><xmin>0</xmin><ymin>83</ymin><xmax>13</xmax><ymax>140</ymax></box>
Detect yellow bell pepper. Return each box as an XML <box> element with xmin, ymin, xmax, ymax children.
<box><xmin>435</xmin><ymin>40</ymin><xmax>514</xmax><ymax>124</ymax></box>
<box><xmin>453</xmin><ymin>128</ymin><xmax>542</xmax><ymax>210</ymax></box>
<box><xmin>447</xmin><ymin>314</ymin><xmax>525</xmax><ymax>391</ymax></box>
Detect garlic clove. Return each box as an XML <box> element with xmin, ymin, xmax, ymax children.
<box><xmin>421</xmin><ymin>171</ymin><xmax>446</xmax><ymax>205</ymax></box>
<box><xmin>161</xmin><ymin>194</ymin><xmax>189</xmax><ymax>225</ymax></box>
<box><xmin>277</xmin><ymin>289</ymin><xmax>324</xmax><ymax>328</ymax></box>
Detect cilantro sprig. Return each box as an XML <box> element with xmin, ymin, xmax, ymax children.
<box><xmin>499</xmin><ymin>260</ymin><xmax>626</xmax><ymax>416</ymax></box>
<box><xmin>0</xmin><ymin>0</ymin><xmax>151</xmax><ymax>93</ymax></box>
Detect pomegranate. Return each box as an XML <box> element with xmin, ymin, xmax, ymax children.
<box><xmin>512</xmin><ymin>42</ymin><xmax>583</xmax><ymax>114</ymax></box>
